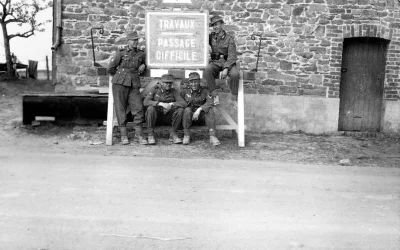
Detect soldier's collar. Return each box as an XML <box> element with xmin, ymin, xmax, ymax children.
<box><xmin>217</xmin><ymin>30</ymin><xmax>226</xmax><ymax>39</ymax></box>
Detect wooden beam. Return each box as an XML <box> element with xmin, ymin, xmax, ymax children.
<box><xmin>106</xmin><ymin>76</ymin><xmax>114</xmax><ymax>146</ymax></box>
<box><xmin>238</xmin><ymin>72</ymin><xmax>245</xmax><ymax>147</ymax></box>
<box><xmin>35</xmin><ymin>116</ymin><xmax>55</xmax><ymax>121</ymax></box>
<box><xmin>220</xmin><ymin>109</ymin><xmax>238</xmax><ymax>127</ymax></box>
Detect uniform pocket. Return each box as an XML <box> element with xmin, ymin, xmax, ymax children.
<box><xmin>112</xmin><ymin>70</ymin><xmax>121</xmax><ymax>83</ymax></box>
<box><xmin>131</xmin><ymin>72</ymin><xmax>141</xmax><ymax>88</ymax></box>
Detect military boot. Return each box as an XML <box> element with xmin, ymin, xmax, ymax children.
<box><xmin>147</xmin><ymin>128</ymin><xmax>156</xmax><ymax>145</ymax></box>
<box><xmin>209</xmin><ymin>129</ymin><xmax>221</xmax><ymax>146</ymax></box>
<box><xmin>170</xmin><ymin>131</ymin><xmax>182</xmax><ymax>144</ymax></box>
<box><xmin>119</xmin><ymin>127</ymin><xmax>129</xmax><ymax>145</ymax></box>
<box><xmin>134</xmin><ymin>126</ymin><xmax>148</xmax><ymax>145</ymax></box>
<box><xmin>183</xmin><ymin>129</ymin><xmax>190</xmax><ymax>145</ymax></box>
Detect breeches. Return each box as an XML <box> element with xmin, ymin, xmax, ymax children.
<box><xmin>112</xmin><ymin>84</ymin><xmax>143</xmax><ymax>127</ymax></box>
<box><xmin>204</xmin><ymin>62</ymin><xmax>240</xmax><ymax>95</ymax></box>
<box><xmin>145</xmin><ymin>106</ymin><xmax>184</xmax><ymax>131</ymax></box>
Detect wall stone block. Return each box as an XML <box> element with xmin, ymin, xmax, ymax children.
<box><xmin>53</xmin><ymin>0</ymin><xmax>400</xmax><ymax>100</ymax></box>
<box><xmin>261</xmin><ymin>79</ymin><xmax>284</xmax><ymax>86</ymax></box>
<box><xmin>62</xmin><ymin>13</ymin><xmax>88</xmax><ymax>21</ymax></box>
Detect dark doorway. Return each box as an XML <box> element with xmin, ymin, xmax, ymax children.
<box><xmin>338</xmin><ymin>37</ymin><xmax>388</xmax><ymax>132</ymax></box>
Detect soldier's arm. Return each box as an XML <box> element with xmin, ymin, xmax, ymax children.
<box><xmin>139</xmin><ymin>50</ymin><xmax>146</xmax><ymax>73</ymax></box>
<box><xmin>171</xmin><ymin>90</ymin><xmax>188</xmax><ymax>108</ymax></box>
<box><xmin>223</xmin><ymin>36</ymin><xmax>237</xmax><ymax>71</ymax></box>
<box><xmin>107</xmin><ymin>51</ymin><xmax>122</xmax><ymax>75</ymax></box>
<box><xmin>143</xmin><ymin>87</ymin><xmax>159</xmax><ymax>107</ymax></box>
<box><xmin>200</xmin><ymin>89</ymin><xmax>213</xmax><ymax>113</ymax></box>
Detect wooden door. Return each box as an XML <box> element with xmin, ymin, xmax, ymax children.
<box><xmin>339</xmin><ymin>37</ymin><xmax>388</xmax><ymax>132</ymax></box>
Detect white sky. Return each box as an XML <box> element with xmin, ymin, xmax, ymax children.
<box><xmin>0</xmin><ymin>7</ymin><xmax>52</xmax><ymax>69</ymax></box>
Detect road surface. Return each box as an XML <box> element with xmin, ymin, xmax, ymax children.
<box><xmin>0</xmin><ymin>151</ymin><xmax>399</xmax><ymax>249</ymax></box>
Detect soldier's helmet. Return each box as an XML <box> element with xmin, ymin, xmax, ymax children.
<box><xmin>126</xmin><ymin>30</ymin><xmax>140</xmax><ymax>40</ymax></box>
<box><xmin>188</xmin><ymin>72</ymin><xmax>200</xmax><ymax>81</ymax></box>
<box><xmin>210</xmin><ymin>15</ymin><xmax>224</xmax><ymax>26</ymax></box>
<box><xmin>161</xmin><ymin>74</ymin><xmax>174</xmax><ymax>83</ymax></box>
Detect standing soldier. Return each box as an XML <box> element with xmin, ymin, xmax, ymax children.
<box><xmin>107</xmin><ymin>30</ymin><xmax>148</xmax><ymax>145</ymax></box>
<box><xmin>181</xmin><ymin>72</ymin><xmax>221</xmax><ymax>146</ymax></box>
<box><xmin>204</xmin><ymin>15</ymin><xmax>240</xmax><ymax>102</ymax></box>
<box><xmin>144</xmin><ymin>74</ymin><xmax>187</xmax><ymax>145</ymax></box>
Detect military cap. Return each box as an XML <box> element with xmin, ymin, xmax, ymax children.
<box><xmin>161</xmin><ymin>74</ymin><xmax>174</xmax><ymax>83</ymax></box>
<box><xmin>210</xmin><ymin>15</ymin><xmax>224</xmax><ymax>26</ymax></box>
<box><xmin>126</xmin><ymin>30</ymin><xmax>140</xmax><ymax>40</ymax></box>
<box><xmin>188</xmin><ymin>72</ymin><xmax>200</xmax><ymax>81</ymax></box>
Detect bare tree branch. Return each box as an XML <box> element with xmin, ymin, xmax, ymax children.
<box><xmin>0</xmin><ymin>0</ymin><xmax>52</xmax><ymax>77</ymax></box>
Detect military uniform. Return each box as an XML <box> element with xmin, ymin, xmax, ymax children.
<box><xmin>108</xmin><ymin>47</ymin><xmax>146</xmax><ymax>130</ymax></box>
<box><xmin>180</xmin><ymin>87</ymin><xmax>216</xmax><ymax>131</ymax></box>
<box><xmin>143</xmin><ymin>80</ymin><xmax>187</xmax><ymax>136</ymax></box>
<box><xmin>204</xmin><ymin>27</ymin><xmax>240</xmax><ymax>96</ymax></box>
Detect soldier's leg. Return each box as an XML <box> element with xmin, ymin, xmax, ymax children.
<box><xmin>112</xmin><ymin>84</ymin><xmax>129</xmax><ymax>144</ymax></box>
<box><xmin>145</xmin><ymin>106</ymin><xmax>158</xmax><ymax>144</ymax></box>
<box><xmin>182</xmin><ymin>107</ymin><xmax>193</xmax><ymax>145</ymax></box>
<box><xmin>166</xmin><ymin>106</ymin><xmax>183</xmax><ymax>144</ymax></box>
<box><xmin>205</xmin><ymin>108</ymin><xmax>220</xmax><ymax>146</ymax></box>
<box><xmin>128</xmin><ymin>88</ymin><xmax>148</xmax><ymax>145</ymax></box>
<box><xmin>228</xmin><ymin>65</ymin><xmax>240</xmax><ymax>98</ymax></box>
<box><xmin>204</xmin><ymin>62</ymin><xmax>222</xmax><ymax>96</ymax></box>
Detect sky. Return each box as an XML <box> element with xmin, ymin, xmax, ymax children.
<box><xmin>0</xmin><ymin>7</ymin><xmax>52</xmax><ymax>70</ymax></box>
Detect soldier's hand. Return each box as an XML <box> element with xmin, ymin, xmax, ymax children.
<box><xmin>158</xmin><ymin>102</ymin><xmax>167</xmax><ymax>109</ymax></box>
<box><xmin>192</xmin><ymin>108</ymin><xmax>201</xmax><ymax>121</ymax></box>
<box><xmin>138</xmin><ymin>64</ymin><xmax>145</xmax><ymax>74</ymax></box>
<box><xmin>164</xmin><ymin>103</ymin><xmax>172</xmax><ymax>113</ymax></box>
<box><xmin>221</xmin><ymin>68</ymin><xmax>228</xmax><ymax>79</ymax></box>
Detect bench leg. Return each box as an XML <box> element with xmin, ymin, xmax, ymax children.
<box><xmin>106</xmin><ymin>76</ymin><xmax>115</xmax><ymax>146</ymax></box>
<box><xmin>237</xmin><ymin>72</ymin><xmax>245</xmax><ymax>147</ymax></box>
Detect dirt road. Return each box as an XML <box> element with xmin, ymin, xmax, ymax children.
<box><xmin>1</xmin><ymin>152</ymin><xmax>400</xmax><ymax>250</ymax></box>
<box><xmin>1</xmin><ymin>79</ymin><xmax>400</xmax><ymax>249</ymax></box>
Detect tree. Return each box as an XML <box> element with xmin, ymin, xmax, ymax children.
<box><xmin>0</xmin><ymin>0</ymin><xmax>51</xmax><ymax>78</ymax></box>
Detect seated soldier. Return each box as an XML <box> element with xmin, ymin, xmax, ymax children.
<box><xmin>144</xmin><ymin>74</ymin><xmax>187</xmax><ymax>145</ymax></box>
<box><xmin>180</xmin><ymin>72</ymin><xmax>221</xmax><ymax>146</ymax></box>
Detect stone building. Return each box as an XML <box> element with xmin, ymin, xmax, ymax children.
<box><xmin>52</xmin><ymin>0</ymin><xmax>400</xmax><ymax>134</ymax></box>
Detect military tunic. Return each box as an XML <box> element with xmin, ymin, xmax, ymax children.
<box><xmin>204</xmin><ymin>30</ymin><xmax>240</xmax><ymax>95</ymax></box>
<box><xmin>107</xmin><ymin>47</ymin><xmax>146</xmax><ymax>128</ymax></box>
<box><xmin>180</xmin><ymin>87</ymin><xmax>216</xmax><ymax>131</ymax></box>
<box><xmin>144</xmin><ymin>84</ymin><xmax>187</xmax><ymax>133</ymax></box>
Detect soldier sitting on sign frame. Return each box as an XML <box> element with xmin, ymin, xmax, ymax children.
<box><xmin>204</xmin><ymin>15</ymin><xmax>240</xmax><ymax>103</ymax></box>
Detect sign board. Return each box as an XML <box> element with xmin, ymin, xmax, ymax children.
<box><xmin>145</xmin><ymin>11</ymin><xmax>208</xmax><ymax>69</ymax></box>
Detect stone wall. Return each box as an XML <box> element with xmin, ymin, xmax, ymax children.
<box><xmin>55</xmin><ymin>0</ymin><xmax>400</xmax><ymax>101</ymax></box>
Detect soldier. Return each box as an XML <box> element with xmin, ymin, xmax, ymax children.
<box><xmin>144</xmin><ymin>74</ymin><xmax>187</xmax><ymax>145</ymax></box>
<box><xmin>107</xmin><ymin>30</ymin><xmax>148</xmax><ymax>145</ymax></box>
<box><xmin>204</xmin><ymin>15</ymin><xmax>240</xmax><ymax>102</ymax></box>
<box><xmin>181</xmin><ymin>72</ymin><xmax>221</xmax><ymax>146</ymax></box>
